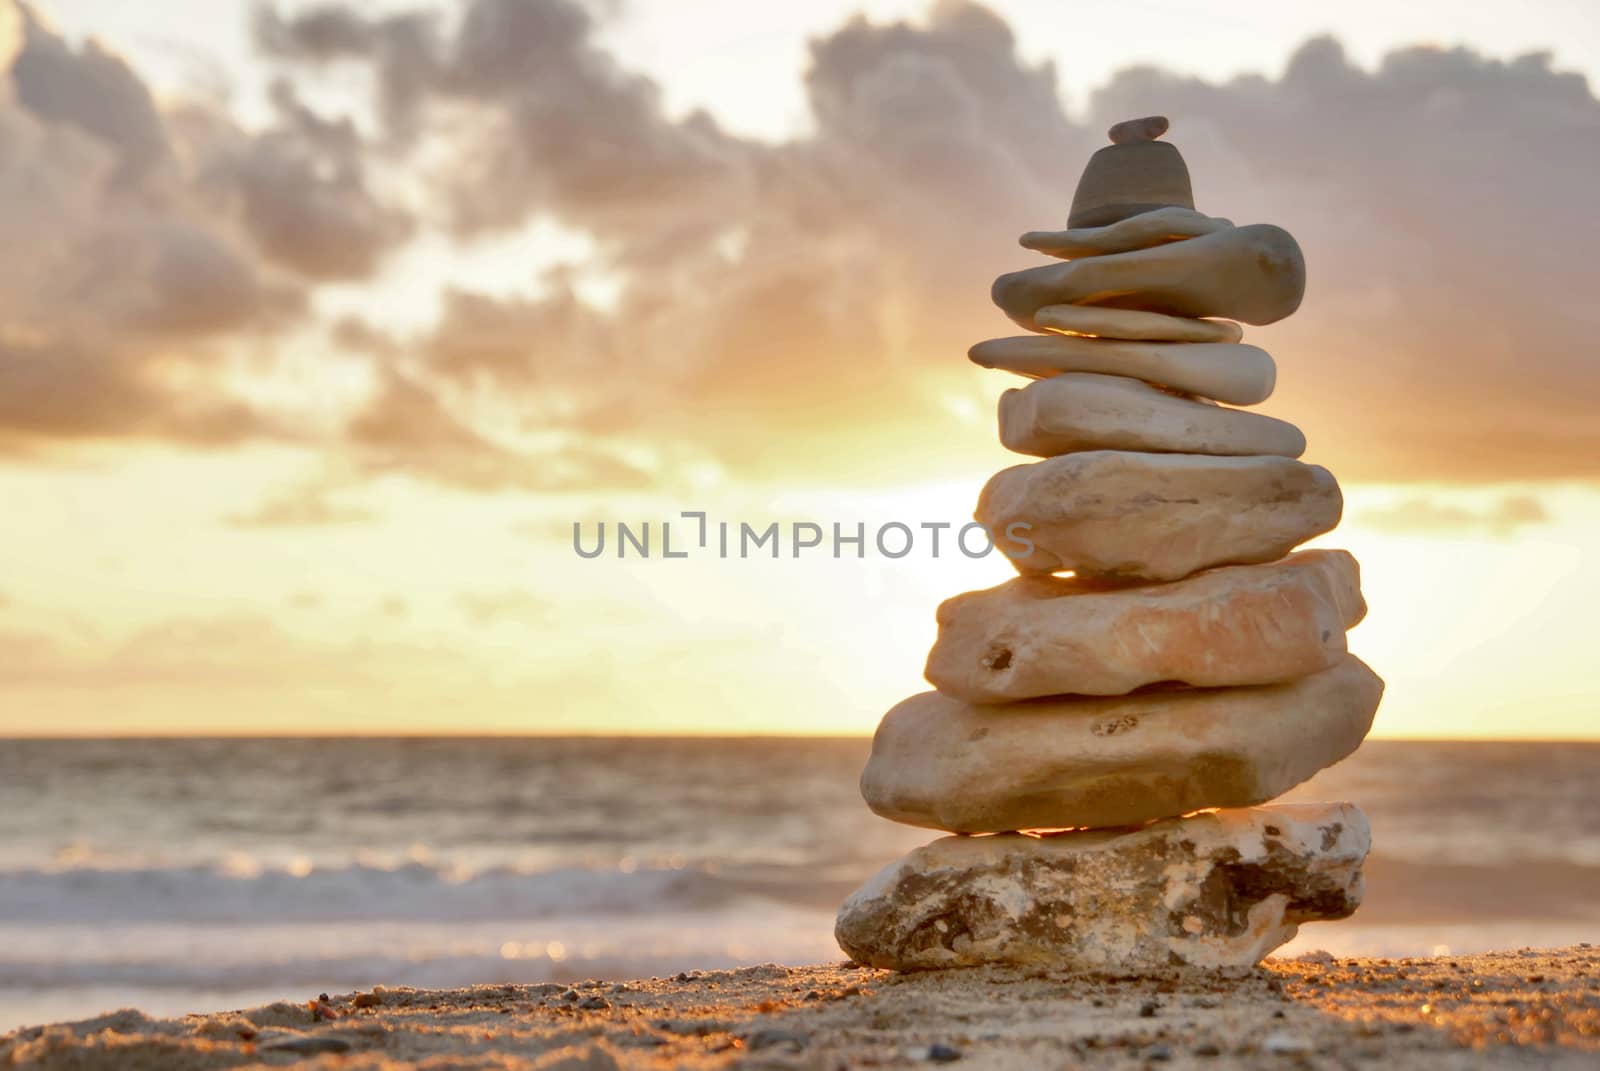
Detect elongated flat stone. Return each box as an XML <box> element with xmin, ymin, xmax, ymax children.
<box><xmin>862</xmin><ymin>655</ymin><xmax>1382</xmax><ymax>834</ymax></box>
<box><xmin>1019</xmin><ymin>206</ymin><xmax>1232</xmax><ymax>259</ymax></box>
<box><xmin>1035</xmin><ymin>303</ymin><xmax>1243</xmax><ymax>343</ymax></box>
<box><xmin>835</xmin><ymin>802</ymin><xmax>1370</xmax><ymax>972</ymax></box>
<box><xmin>969</xmin><ymin>336</ymin><xmax>1274</xmax><ymax>405</ymax></box>
<box><xmin>926</xmin><ymin>550</ymin><xmax>1365</xmax><ymax>702</ymax></box>
<box><xmin>995</xmin><ymin>223</ymin><xmax>1306</xmax><ymax>327</ymax></box>
<box><xmin>999</xmin><ymin>373</ymin><xmax>1305</xmax><ymax>458</ymax></box>
<box><xmin>977</xmin><ymin>451</ymin><xmax>1342</xmax><ymax>581</ymax></box>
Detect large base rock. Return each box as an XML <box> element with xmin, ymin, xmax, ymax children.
<box><xmin>863</xmin><ymin>655</ymin><xmax>1382</xmax><ymax>833</ymax></box>
<box><xmin>926</xmin><ymin>550</ymin><xmax>1366</xmax><ymax>702</ymax></box>
<box><xmin>836</xmin><ymin>802</ymin><xmax>1369</xmax><ymax>972</ymax></box>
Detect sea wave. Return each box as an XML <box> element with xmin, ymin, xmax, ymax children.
<box><xmin>0</xmin><ymin>859</ymin><xmax>829</xmax><ymax>924</ymax></box>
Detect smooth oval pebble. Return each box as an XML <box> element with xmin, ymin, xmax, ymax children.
<box><xmin>995</xmin><ymin>223</ymin><xmax>1307</xmax><ymax>326</ymax></box>
<box><xmin>998</xmin><ymin>373</ymin><xmax>1306</xmax><ymax>459</ymax></box>
<box><xmin>1108</xmin><ymin>115</ymin><xmax>1169</xmax><ymax>143</ymax></box>
<box><xmin>1020</xmin><ymin>206</ymin><xmax>1232</xmax><ymax>259</ymax></box>
<box><xmin>968</xmin><ymin>336</ymin><xmax>1275</xmax><ymax>406</ymax></box>
<box><xmin>1035</xmin><ymin>303</ymin><xmax>1243</xmax><ymax>343</ymax></box>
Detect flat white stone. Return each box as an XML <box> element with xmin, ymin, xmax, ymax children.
<box><xmin>1035</xmin><ymin>303</ymin><xmax>1244</xmax><ymax>343</ymax></box>
<box><xmin>925</xmin><ymin>550</ymin><xmax>1366</xmax><ymax>702</ymax></box>
<box><xmin>999</xmin><ymin>373</ymin><xmax>1306</xmax><ymax>458</ymax></box>
<box><xmin>995</xmin><ymin>223</ymin><xmax>1306</xmax><ymax>327</ymax></box>
<box><xmin>977</xmin><ymin>450</ymin><xmax>1343</xmax><ymax>581</ymax></box>
<box><xmin>968</xmin><ymin>336</ymin><xmax>1274</xmax><ymax>406</ymax></box>
<box><xmin>862</xmin><ymin>655</ymin><xmax>1383</xmax><ymax>834</ymax></box>
<box><xmin>835</xmin><ymin>802</ymin><xmax>1370</xmax><ymax>972</ymax></box>
<box><xmin>1019</xmin><ymin>206</ymin><xmax>1233</xmax><ymax>259</ymax></box>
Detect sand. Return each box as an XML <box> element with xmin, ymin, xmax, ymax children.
<box><xmin>3</xmin><ymin>946</ymin><xmax>1596</xmax><ymax>1069</ymax></box>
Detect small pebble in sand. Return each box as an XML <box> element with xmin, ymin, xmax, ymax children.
<box><xmin>262</xmin><ymin>1036</ymin><xmax>353</xmax><ymax>1055</ymax></box>
<box><xmin>926</xmin><ymin>1042</ymin><xmax>962</xmax><ymax>1062</ymax></box>
<box><xmin>1262</xmin><ymin>1031</ymin><xmax>1311</xmax><ymax>1054</ymax></box>
<box><xmin>353</xmin><ymin>992</ymin><xmax>381</xmax><ymax>1008</ymax></box>
<box><xmin>1194</xmin><ymin>1041</ymin><xmax>1222</xmax><ymax>1057</ymax></box>
<box><xmin>1139</xmin><ymin>1000</ymin><xmax>1160</xmax><ymax>1018</ymax></box>
<box><xmin>577</xmin><ymin>996</ymin><xmax>611</xmax><ymax>1011</ymax></box>
<box><xmin>747</xmin><ymin>1027</ymin><xmax>808</xmax><ymax>1052</ymax></box>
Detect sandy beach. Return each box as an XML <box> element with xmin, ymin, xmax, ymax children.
<box><xmin>5</xmin><ymin>945</ymin><xmax>1596</xmax><ymax>1070</ymax></box>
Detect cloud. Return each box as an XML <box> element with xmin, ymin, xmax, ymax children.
<box><xmin>10</xmin><ymin>0</ymin><xmax>1600</xmax><ymax>487</ymax></box>
<box><xmin>278</xmin><ymin>0</ymin><xmax>1082</xmax><ymax>485</ymax></box>
<box><xmin>0</xmin><ymin>2</ymin><xmax>406</xmax><ymax>451</ymax></box>
<box><xmin>249</xmin><ymin>0</ymin><xmax>1600</xmax><ymax>488</ymax></box>
<box><xmin>457</xmin><ymin>588</ymin><xmax>548</xmax><ymax>626</ymax></box>
<box><xmin>1088</xmin><ymin>38</ymin><xmax>1600</xmax><ymax>481</ymax></box>
<box><xmin>226</xmin><ymin>483</ymin><xmax>377</xmax><ymax>528</ymax></box>
<box><xmin>1358</xmin><ymin>493</ymin><xmax>1551</xmax><ymax>537</ymax></box>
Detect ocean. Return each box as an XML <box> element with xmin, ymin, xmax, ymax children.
<box><xmin>1</xmin><ymin>737</ymin><xmax>1597</xmax><ymax>1032</ymax></box>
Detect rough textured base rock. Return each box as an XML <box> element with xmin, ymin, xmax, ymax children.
<box><xmin>1035</xmin><ymin>302</ymin><xmax>1244</xmax><ymax>342</ymax></box>
<box><xmin>977</xmin><ymin>450</ymin><xmax>1343</xmax><ymax>581</ymax></box>
<box><xmin>836</xmin><ymin>802</ymin><xmax>1369</xmax><ymax>972</ymax></box>
<box><xmin>925</xmin><ymin>550</ymin><xmax>1366</xmax><ymax>702</ymax></box>
<box><xmin>995</xmin><ymin>223</ymin><xmax>1307</xmax><ymax>327</ymax></box>
<box><xmin>999</xmin><ymin>373</ymin><xmax>1306</xmax><ymax>458</ymax></box>
<box><xmin>862</xmin><ymin>655</ymin><xmax>1383</xmax><ymax>834</ymax></box>
<box><xmin>969</xmin><ymin>335</ymin><xmax>1274</xmax><ymax>405</ymax></box>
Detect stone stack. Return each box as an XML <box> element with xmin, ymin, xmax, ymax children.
<box><xmin>835</xmin><ymin>117</ymin><xmax>1383</xmax><ymax>973</ymax></box>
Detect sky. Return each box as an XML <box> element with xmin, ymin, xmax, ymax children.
<box><xmin>1</xmin><ymin>0</ymin><xmax>1598</xmax><ymax>737</ymax></box>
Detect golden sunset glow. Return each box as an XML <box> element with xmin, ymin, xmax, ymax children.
<box><xmin>3</xmin><ymin>0</ymin><xmax>1598</xmax><ymax>739</ymax></box>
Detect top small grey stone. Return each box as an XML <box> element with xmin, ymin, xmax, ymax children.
<box><xmin>1108</xmin><ymin>115</ymin><xmax>1169</xmax><ymax>143</ymax></box>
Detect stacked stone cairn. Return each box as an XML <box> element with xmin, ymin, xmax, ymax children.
<box><xmin>835</xmin><ymin>117</ymin><xmax>1384</xmax><ymax>973</ymax></box>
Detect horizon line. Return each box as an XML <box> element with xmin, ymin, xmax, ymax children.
<box><xmin>4</xmin><ymin>732</ymin><xmax>1598</xmax><ymax>744</ymax></box>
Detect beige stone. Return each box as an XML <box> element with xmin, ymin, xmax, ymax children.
<box><xmin>1019</xmin><ymin>206</ymin><xmax>1233</xmax><ymax>259</ymax></box>
<box><xmin>925</xmin><ymin>550</ymin><xmax>1365</xmax><ymax>702</ymax></box>
<box><xmin>1108</xmin><ymin>115</ymin><xmax>1170</xmax><ymax>144</ymax></box>
<box><xmin>995</xmin><ymin>223</ymin><xmax>1307</xmax><ymax>327</ymax></box>
<box><xmin>1035</xmin><ymin>303</ymin><xmax>1243</xmax><ymax>343</ymax></box>
<box><xmin>968</xmin><ymin>335</ymin><xmax>1273</xmax><ymax>405</ymax></box>
<box><xmin>999</xmin><ymin>373</ymin><xmax>1306</xmax><ymax>459</ymax></box>
<box><xmin>862</xmin><ymin>655</ymin><xmax>1382</xmax><ymax>834</ymax></box>
<box><xmin>977</xmin><ymin>451</ymin><xmax>1342</xmax><ymax>581</ymax></box>
<box><xmin>835</xmin><ymin>802</ymin><xmax>1369</xmax><ymax>972</ymax></box>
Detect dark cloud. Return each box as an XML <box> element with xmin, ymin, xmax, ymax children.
<box><xmin>189</xmin><ymin>80</ymin><xmax>412</xmax><ymax>280</ymax></box>
<box><xmin>0</xmin><ymin>2</ymin><xmax>405</xmax><ymax>451</ymax></box>
<box><xmin>11</xmin><ymin>0</ymin><xmax>1600</xmax><ymax>487</ymax></box>
<box><xmin>348</xmin><ymin>371</ymin><xmax>658</xmax><ymax>492</ymax></box>
<box><xmin>1359</xmin><ymin>494</ymin><xmax>1551</xmax><ymax>537</ymax></box>
<box><xmin>9</xmin><ymin>4</ymin><xmax>168</xmax><ymax>179</ymax></box>
<box><xmin>300</xmin><ymin>0</ymin><xmax>1078</xmax><ymax>485</ymax></box>
<box><xmin>1088</xmin><ymin>37</ymin><xmax>1600</xmax><ymax>481</ymax></box>
<box><xmin>264</xmin><ymin>0</ymin><xmax>1600</xmax><ymax>488</ymax></box>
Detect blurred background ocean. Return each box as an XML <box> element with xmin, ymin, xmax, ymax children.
<box><xmin>2</xmin><ymin>737</ymin><xmax>1597</xmax><ymax>1031</ymax></box>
